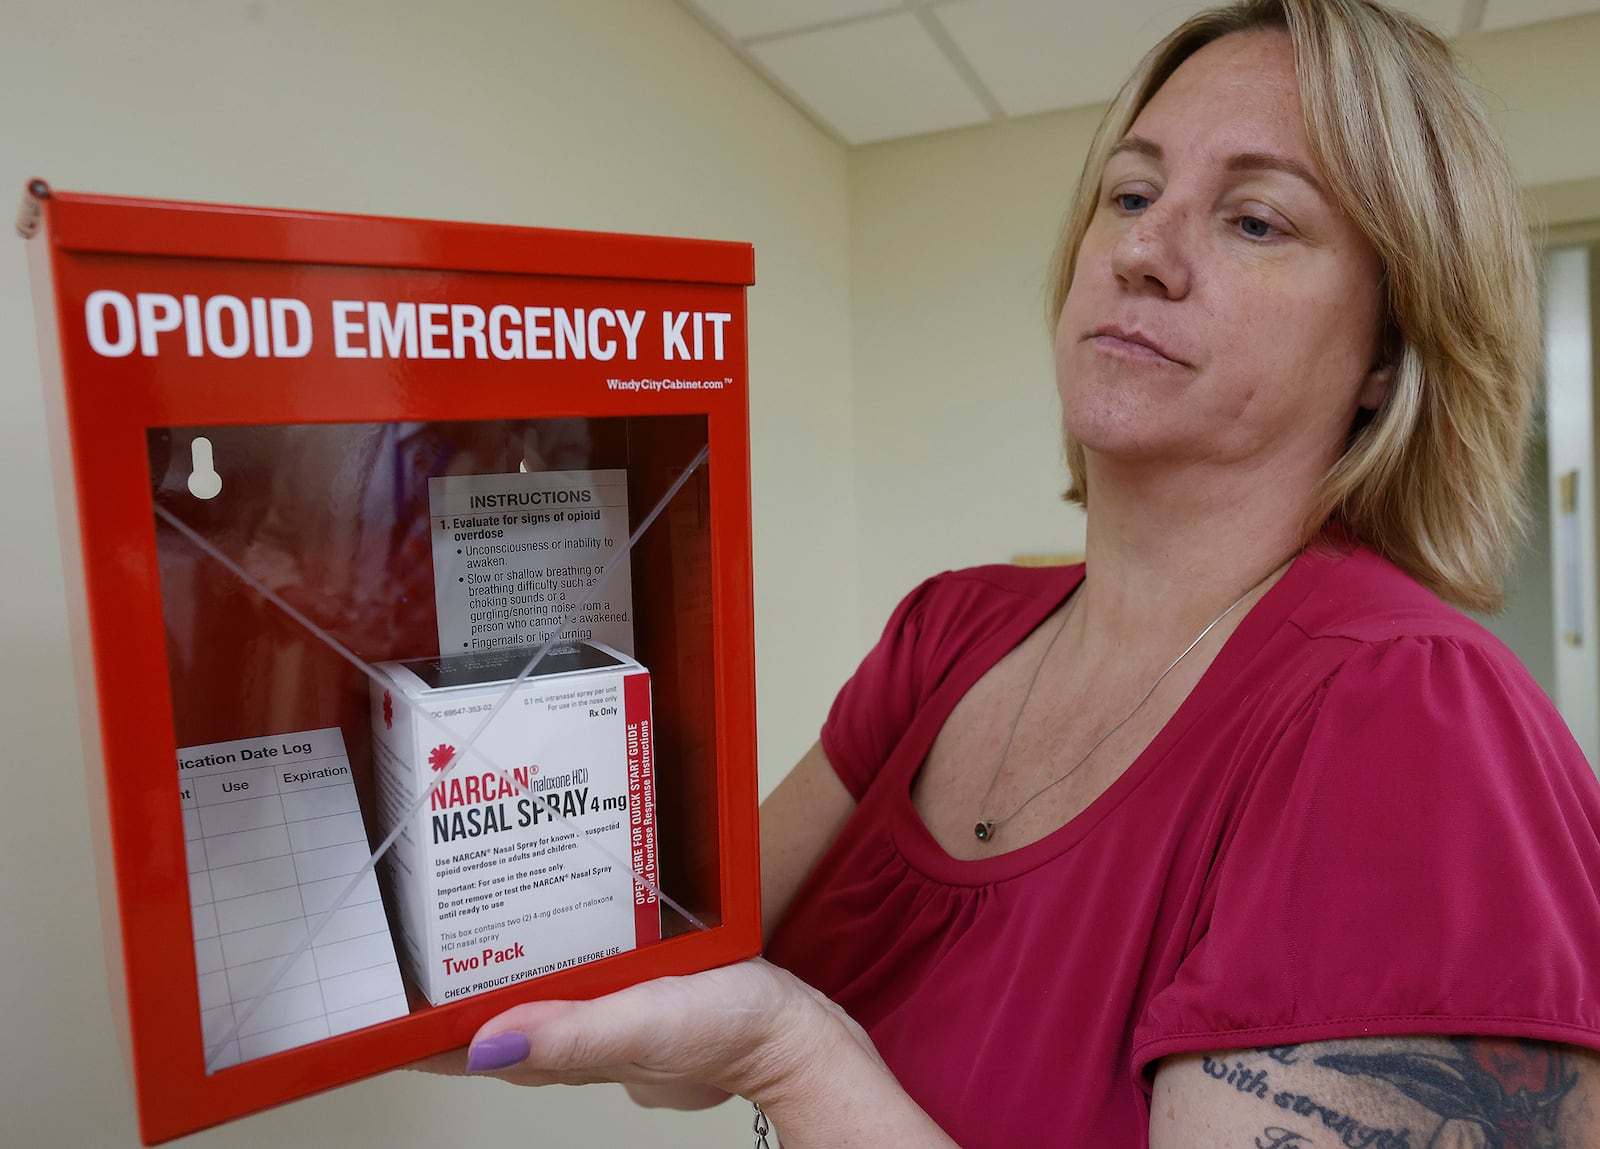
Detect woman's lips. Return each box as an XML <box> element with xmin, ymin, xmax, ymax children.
<box><xmin>1087</xmin><ymin>327</ymin><xmax>1188</xmax><ymax>366</ymax></box>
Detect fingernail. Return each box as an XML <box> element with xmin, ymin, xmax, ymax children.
<box><xmin>467</xmin><ymin>1032</ymin><xmax>531</xmax><ymax>1073</ymax></box>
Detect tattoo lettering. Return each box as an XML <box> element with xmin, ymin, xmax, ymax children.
<box><xmin>1316</xmin><ymin>1038</ymin><xmax>1577</xmax><ymax>1149</ymax></box>
<box><xmin>1266</xmin><ymin>1046</ymin><xmax>1305</xmax><ymax>1066</ymax></box>
<box><xmin>1271</xmin><ymin>1091</ymin><xmax>1413</xmax><ymax>1149</ymax></box>
<box><xmin>1205</xmin><ymin>1056</ymin><xmax>1273</xmax><ymax>1098</ymax></box>
<box><xmin>1257</xmin><ymin>1129</ymin><xmax>1314</xmax><ymax>1148</ymax></box>
<box><xmin>1197</xmin><ymin>1049</ymin><xmax>1413</xmax><ymax>1148</ymax></box>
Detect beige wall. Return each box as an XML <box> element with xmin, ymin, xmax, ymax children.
<box><xmin>1462</xmin><ymin>14</ymin><xmax>1600</xmax><ymax>190</ymax></box>
<box><xmin>848</xmin><ymin>108</ymin><xmax>1094</xmax><ymax>631</ymax></box>
<box><xmin>0</xmin><ymin>1</ymin><xmax>854</xmax><ymax>1144</ymax></box>
<box><xmin>846</xmin><ymin>10</ymin><xmax>1600</xmax><ymax>650</ymax></box>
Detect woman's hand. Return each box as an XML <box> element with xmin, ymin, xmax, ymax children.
<box><xmin>421</xmin><ymin>958</ymin><xmax>957</xmax><ymax>1148</ymax></box>
<box><xmin>428</xmin><ymin>958</ymin><xmax>875</xmax><ymax>1101</ymax></box>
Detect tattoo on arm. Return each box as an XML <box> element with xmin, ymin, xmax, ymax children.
<box><xmin>1197</xmin><ymin>1038</ymin><xmax>1581</xmax><ymax>1149</ymax></box>
<box><xmin>1200</xmin><ymin>1055</ymin><xmax>1413</xmax><ymax>1147</ymax></box>
<box><xmin>1315</xmin><ymin>1038</ymin><xmax>1576</xmax><ymax>1149</ymax></box>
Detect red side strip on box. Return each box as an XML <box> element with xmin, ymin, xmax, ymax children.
<box><xmin>625</xmin><ymin>670</ymin><xmax>660</xmax><ymax>947</ymax></box>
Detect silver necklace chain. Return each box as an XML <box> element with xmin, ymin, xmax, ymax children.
<box><xmin>973</xmin><ymin>563</ymin><xmax>1286</xmax><ymax>843</ymax></box>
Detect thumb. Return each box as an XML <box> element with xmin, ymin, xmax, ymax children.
<box><xmin>461</xmin><ymin>965</ymin><xmax>793</xmax><ymax>1090</ymax></box>
<box><xmin>465</xmin><ymin>998</ymin><xmax>607</xmax><ymax>1079</ymax></box>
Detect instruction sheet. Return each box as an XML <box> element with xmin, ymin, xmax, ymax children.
<box><xmin>428</xmin><ymin>469</ymin><xmax>635</xmax><ymax>656</ymax></box>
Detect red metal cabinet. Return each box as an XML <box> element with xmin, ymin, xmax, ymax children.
<box><xmin>22</xmin><ymin>184</ymin><xmax>760</xmax><ymax>1144</ymax></box>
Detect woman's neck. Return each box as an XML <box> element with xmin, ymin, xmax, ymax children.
<box><xmin>1075</xmin><ymin>455</ymin><xmax>1314</xmax><ymax>650</ymax></box>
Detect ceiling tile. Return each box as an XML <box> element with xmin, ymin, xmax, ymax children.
<box><xmin>935</xmin><ymin>0</ymin><xmax>1468</xmax><ymax>119</ymax></box>
<box><xmin>750</xmin><ymin>12</ymin><xmax>991</xmax><ymax>144</ymax></box>
<box><xmin>1481</xmin><ymin>0</ymin><xmax>1600</xmax><ymax>32</ymax></box>
<box><xmin>683</xmin><ymin>0</ymin><xmax>902</xmax><ymax>42</ymax></box>
<box><xmin>933</xmin><ymin>0</ymin><xmax>1210</xmax><ymax>117</ymax></box>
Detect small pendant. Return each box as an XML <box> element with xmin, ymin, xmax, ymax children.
<box><xmin>974</xmin><ymin>821</ymin><xmax>995</xmax><ymax>842</ymax></box>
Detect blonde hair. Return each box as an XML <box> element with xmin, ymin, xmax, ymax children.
<box><xmin>1048</xmin><ymin>0</ymin><xmax>1538</xmax><ymax>612</ymax></box>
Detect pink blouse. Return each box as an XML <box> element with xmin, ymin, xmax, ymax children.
<box><xmin>764</xmin><ymin>542</ymin><xmax>1600</xmax><ymax>1148</ymax></box>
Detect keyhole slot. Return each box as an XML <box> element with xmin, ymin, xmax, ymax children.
<box><xmin>187</xmin><ymin>436</ymin><xmax>223</xmax><ymax>500</ymax></box>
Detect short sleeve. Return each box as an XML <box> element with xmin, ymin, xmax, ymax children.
<box><xmin>1134</xmin><ymin>634</ymin><xmax>1600</xmax><ymax>1072</ymax></box>
<box><xmin>819</xmin><ymin>575</ymin><xmax>945</xmax><ymax>801</ymax></box>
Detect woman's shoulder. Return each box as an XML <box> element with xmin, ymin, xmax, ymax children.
<box><xmin>915</xmin><ymin>561</ymin><xmax>1083</xmax><ymax>604</ymax></box>
<box><xmin>1288</xmin><ymin>541</ymin><xmax>1516</xmax><ymax>652</ymax></box>
<box><xmin>891</xmin><ymin>561</ymin><xmax>1083</xmax><ymax>647</ymax></box>
<box><xmin>857</xmin><ymin>562</ymin><xmax>1083</xmax><ymax>703</ymax></box>
<box><xmin>821</xmin><ymin>563</ymin><xmax>1083</xmax><ymax>800</ymax></box>
<box><xmin>1222</xmin><ymin>540</ymin><xmax>1586</xmax><ymax>770</ymax></box>
<box><xmin>1262</xmin><ymin>542</ymin><xmax>1585</xmax><ymax>775</ymax></box>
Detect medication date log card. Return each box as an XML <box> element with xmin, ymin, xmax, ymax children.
<box><xmin>178</xmin><ymin>727</ymin><xmax>407</xmax><ymax>1069</ymax></box>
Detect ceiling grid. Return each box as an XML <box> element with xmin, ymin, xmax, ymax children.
<box><xmin>676</xmin><ymin>0</ymin><xmax>1600</xmax><ymax>145</ymax></box>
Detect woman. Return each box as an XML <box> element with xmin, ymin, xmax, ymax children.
<box><xmin>444</xmin><ymin>2</ymin><xmax>1600</xmax><ymax>1145</ymax></box>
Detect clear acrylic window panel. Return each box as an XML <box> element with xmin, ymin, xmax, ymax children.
<box><xmin>148</xmin><ymin>415</ymin><xmax>719</xmax><ymax>1072</ymax></box>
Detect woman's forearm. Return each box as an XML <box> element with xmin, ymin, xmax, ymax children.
<box><xmin>749</xmin><ymin>981</ymin><xmax>958</xmax><ymax>1149</ymax></box>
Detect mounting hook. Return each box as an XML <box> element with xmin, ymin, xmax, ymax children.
<box><xmin>15</xmin><ymin>178</ymin><xmax>52</xmax><ymax>240</ymax></box>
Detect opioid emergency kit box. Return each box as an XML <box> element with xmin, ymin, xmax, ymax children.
<box><xmin>371</xmin><ymin>641</ymin><xmax>660</xmax><ymax>1006</ymax></box>
<box><xmin>21</xmin><ymin>182</ymin><xmax>761</xmax><ymax>1143</ymax></box>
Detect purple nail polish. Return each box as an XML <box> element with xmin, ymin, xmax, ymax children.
<box><xmin>467</xmin><ymin>1031</ymin><xmax>531</xmax><ymax>1072</ymax></box>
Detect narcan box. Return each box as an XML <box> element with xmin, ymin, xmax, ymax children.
<box><xmin>371</xmin><ymin>641</ymin><xmax>659</xmax><ymax>1006</ymax></box>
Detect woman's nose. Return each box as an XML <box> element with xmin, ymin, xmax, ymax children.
<box><xmin>1109</xmin><ymin>205</ymin><xmax>1191</xmax><ymax>299</ymax></box>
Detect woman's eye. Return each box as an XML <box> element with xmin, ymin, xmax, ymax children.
<box><xmin>1114</xmin><ymin>192</ymin><xmax>1151</xmax><ymax>212</ymax></box>
<box><xmin>1238</xmin><ymin>215</ymin><xmax>1276</xmax><ymax>239</ymax></box>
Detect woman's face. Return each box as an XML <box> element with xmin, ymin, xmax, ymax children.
<box><xmin>1057</xmin><ymin>30</ymin><xmax>1391</xmax><ymax>489</ymax></box>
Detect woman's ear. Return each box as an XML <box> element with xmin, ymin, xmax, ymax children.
<box><xmin>1359</xmin><ymin>361</ymin><xmax>1394</xmax><ymax>411</ymax></box>
<box><xmin>1360</xmin><ymin>320</ymin><xmax>1401</xmax><ymax>411</ymax></box>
